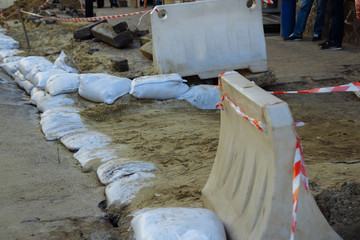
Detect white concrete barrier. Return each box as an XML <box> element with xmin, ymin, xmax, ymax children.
<box><xmin>150</xmin><ymin>0</ymin><xmax>267</xmax><ymax>79</ymax></box>
<box><xmin>202</xmin><ymin>72</ymin><xmax>341</xmax><ymax>239</ymax></box>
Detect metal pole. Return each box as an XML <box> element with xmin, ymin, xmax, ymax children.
<box><xmin>14</xmin><ymin>1</ymin><xmax>30</xmax><ymax>50</ymax></box>
<box><xmin>85</xmin><ymin>0</ymin><xmax>94</xmax><ymax>17</ymax></box>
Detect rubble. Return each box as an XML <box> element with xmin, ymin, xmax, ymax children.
<box><xmin>91</xmin><ymin>23</ymin><xmax>133</xmax><ymax>49</ymax></box>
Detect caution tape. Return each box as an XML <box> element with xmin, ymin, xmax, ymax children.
<box><xmin>217</xmin><ymin>71</ymin><xmax>308</xmax><ymax>240</ymax></box>
<box><xmin>291</xmin><ymin>134</ymin><xmax>309</xmax><ymax>240</ymax></box>
<box><xmin>39</xmin><ymin>0</ymin><xmax>51</xmax><ymax>9</ymax></box>
<box><xmin>271</xmin><ymin>82</ymin><xmax>360</xmax><ymax>94</ymax></box>
<box><xmin>20</xmin><ymin>9</ymin><xmax>151</xmax><ymax>22</ymax></box>
<box><xmin>79</xmin><ymin>0</ymin><xmax>85</xmax><ymax>17</ymax></box>
<box><xmin>262</xmin><ymin>0</ymin><xmax>274</xmax><ymax>3</ymax></box>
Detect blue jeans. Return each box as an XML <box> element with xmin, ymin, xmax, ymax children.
<box><xmin>292</xmin><ymin>0</ymin><xmax>327</xmax><ymax>37</ymax></box>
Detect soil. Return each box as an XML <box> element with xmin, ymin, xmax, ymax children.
<box><xmin>1</xmin><ymin>3</ymin><xmax>360</xmax><ymax>240</ymax></box>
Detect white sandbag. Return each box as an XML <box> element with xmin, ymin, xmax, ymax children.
<box><xmin>14</xmin><ymin>71</ymin><xmax>26</xmax><ymax>89</ymax></box>
<box><xmin>130</xmin><ymin>73</ymin><xmax>189</xmax><ymax>100</ymax></box>
<box><xmin>79</xmin><ymin>73</ymin><xmax>131</xmax><ymax>104</ymax></box>
<box><xmin>105</xmin><ymin>172</ymin><xmax>155</xmax><ymax>209</ymax></box>
<box><xmin>33</xmin><ymin>69</ymin><xmax>68</xmax><ymax>88</ymax></box>
<box><xmin>73</xmin><ymin>144</ymin><xmax>131</xmax><ymax>171</ymax></box>
<box><xmin>30</xmin><ymin>88</ymin><xmax>46</xmax><ymax>106</ymax></box>
<box><xmin>23</xmin><ymin>80</ymin><xmax>35</xmax><ymax>94</ymax></box>
<box><xmin>37</xmin><ymin>94</ymin><xmax>75</xmax><ymax>112</ymax></box>
<box><xmin>54</xmin><ymin>51</ymin><xmax>79</xmax><ymax>73</ymax></box>
<box><xmin>131</xmin><ymin>208</ymin><xmax>226</xmax><ymax>240</ymax></box>
<box><xmin>0</xmin><ymin>49</ymin><xmax>22</xmax><ymax>61</ymax></box>
<box><xmin>0</xmin><ymin>57</ymin><xmax>23</xmax><ymax>77</ymax></box>
<box><xmin>40</xmin><ymin>109</ymin><xmax>86</xmax><ymax>140</ymax></box>
<box><xmin>60</xmin><ymin>131</ymin><xmax>111</xmax><ymax>151</ymax></box>
<box><xmin>17</xmin><ymin>56</ymin><xmax>53</xmax><ymax>77</ymax></box>
<box><xmin>26</xmin><ymin>64</ymin><xmax>57</xmax><ymax>83</ymax></box>
<box><xmin>0</xmin><ymin>33</ymin><xmax>19</xmax><ymax>49</ymax></box>
<box><xmin>97</xmin><ymin>160</ymin><xmax>157</xmax><ymax>185</ymax></box>
<box><xmin>45</xmin><ymin>73</ymin><xmax>80</xmax><ymax>96</ymax></box>
<box><xmin>177</xmin><ymin>85</ymin><xmax>219</xmax><ymax>110</ymax></box>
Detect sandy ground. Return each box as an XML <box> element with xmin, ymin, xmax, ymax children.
<box><xmin>1</xmin><ymin>1</ymin><xmax>360</xmax><ymax>240</ymax></box>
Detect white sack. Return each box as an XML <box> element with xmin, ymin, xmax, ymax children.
<box><xmin>131</xmin><ymin>208</ymin><xmax>226</xmax><ymax>240</ymax></box>
<box><xmin>14</xmin><ymin>71</ymin><xmax>25</xmax><ymax>89</ymax></box>
<box><xmin>33</xmin><ymin>69</ymin><xmax>68</xmax><ymax>88</ymax></box>
<box><xmin>177</xmin><ymin>85</ymin><xmax>219</xmax><ymax>110</ymax></box>
<box><xmin>40</xmin><ymin>109</ymin><xmax>86</xmax><ymax>140</ymax></box>
<box><xmin>30</xmin><ymin>88</ymin><xmax>46</xmax><ymax>106</ymax></box>
<box><xmin>37</xmin><ymin>94</ymin><xmax>75</xmax><ymax>112</ymax></box>
<box><xmin>45</xmin><ymin>73</ymin><xmax>80</xmax><ymax>96</ymax></box>
<box><xmin>130</xmin><ymin>73</ymin><xmax>189</xmax><ymax>100</ymax></box>
<box><xmin>60</xmin><ymin>131</ymin><xmax>111</xmax><ymax>152</ymax></box>
<box><xmin>26</xmin><ymin>64</ymin><xmax>57</xmax><ymax>84</ymax></box>
<box><xmin>0</xmin><ymin>56</ymin><xmax>23</xmax><ymax>77</ymax></box>
<box><xmin>0</xmin><ymin>33</ymin><xmax>19</xmax><ymax>49</ymax></box>
<box><xmin>105</xmin><ymin>172</ymin><xmax>155</xmax><ymax>209</ymax></box>
<box><xmin>79</xmin><ymin>73</ymin><xmax>131</xmax><ymax>104</ymax></box>
<box><xmin>18</xmin><ymin>56</ymin><xmax>53</xmax><ymax>77</ymax></box>
<box><xmin>54</xmin><ymin>51</ymin><xmax>79</xmax><ymax>73</ymax></box>
<box><xmin>97</xmin><ymin>160</ymin><xmax>156</xmax><ymax>185</ymax></box>
<box><xmin>23</xmin><ymin>80</ymin><xmax>35</xmax><ymax>94</ymax></box>
<box><xmin>0</xmin><ymin>49</ymin><xmax>22</xmax><ymax>61</ymax></box>
<box><xmin>73</xmin><ymin>144</ymin><xmax>131</xmax><ymax>172</ymax></box>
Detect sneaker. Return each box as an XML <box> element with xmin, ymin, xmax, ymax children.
<box><xmin>312</xmin><ymin>36</ymin><xmax>322</xmax><ymax>41</ymax></box>
<box><xmin>284</xmin><ymin>35</ymin><xmax>303</xmax><ymax>41</ymax></box>
<box><xmin>321</xmin><ymin>43</ymin><xmax>342</xmax><ymax>50</ymax></box>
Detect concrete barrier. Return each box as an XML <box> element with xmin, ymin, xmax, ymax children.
<box><xmin>150</xmin><ymin>0</ymin><xmax>267</xmax><ymax>79</ymax></box>
<box><xmin>202</xmin><ymin>72</ymin><xmax>341</xmax><ymax>240</ymax></box>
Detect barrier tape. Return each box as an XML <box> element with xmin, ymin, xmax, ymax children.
<box><xmin>217</xmin><ymin>71</ymin><xmax>308</xmax><ymax>240</ymax></box>
<box><xmin>21</xmin><ymin>9</ymin><xmax>151</xmax><ymax>22</ymax></box>
<box><xmin>262</xmin><ymin>0</ymin><xmax>274</xmax><ymax>3</ymax></box>
<box><xmin>291</xmin><ymin>134</ymin><xmax>309</xmax><ymax>240</ymax></box>
<box><xmin>271</xmin><ymin>82</ymin><xmax>360</xmax><ymax>94</ymax></box>
<box><xmin>79</xmin><ymin>0</ymin><xmax>85</xmax><ymax>16</ymax></box>
<box><xmin>40</xmin><ymin>0</ymin><xmax>51</xmax><ymax>9</ymax></box>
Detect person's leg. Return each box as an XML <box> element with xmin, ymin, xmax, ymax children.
<box><xmin>292</xmin><ymin>0</ymin><xmax>315</xmax><ymax>37</ymax></box>
<box><xmin>313</xmin><ymin>0</ymin><xmax>327</xmax><ymax>36</ymax></box>
<box><xmin>327</xmin><ymin>0</ymin><xmax>344</xmax><ymax>46</ymax></box>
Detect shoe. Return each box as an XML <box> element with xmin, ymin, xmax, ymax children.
<box><xmin>320</xmin><ymin>42</ymin><xmax>342</xmax><ymax>50</ymax></box>
<box><xmin>284</xmin><ymin>35</ymin><xmax>303</xmax><ymax>41</ymax></box>
<box><xmin>318</xmin><ymin>41</ymin><xmax>328</xmax><ymax>47</ymax></box>
<box><xmin>312</xmin><ymin>36</ymin><xmax>322</xmax><ymax>41</ymax></box>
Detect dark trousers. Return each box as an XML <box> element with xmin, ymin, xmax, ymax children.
<box><xmin>327</xmin><ymin>0</ymin><xmax>344</xmax><ymax>46</ymax></box>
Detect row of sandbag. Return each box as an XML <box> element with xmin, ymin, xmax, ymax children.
<box><xmin>1</xmin><ymin>55</ymin><xmax>219</xmax><ymax>109</ymax></box>
<box><xmin>0</xmin><ymin>31</ymin><xmax>226</xmax><ymax>239</ymax></box>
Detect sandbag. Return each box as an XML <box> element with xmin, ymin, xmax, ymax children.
<box><xmin>0</xmin><ymin>33</ymin><xmax>19</xmax><ymax>49</ymax></box>
<box><xmin>97</xmin><ymin>160</ymin><xmax>156</xmax><ymax>185</ymax></box>
<box><xmin>105</xmin><ymin>172</ymin><xmax>155</xmax><ymax>209</ymax></box>
<box><xmin>33</xmin><ymin>69</ymin><xmax>68</xmax><ymax>88</ymax></box>
<box><xmin>40</xmin><ymin>108</ymin><xmax>86</xmax><ymax>140</ymax></box>
<box><xmin>79</xmin><ymin>73</ymin><xmax>131</xmax><ymax>104</ymax></box>
<box><xmin>130</xmin><ymin>73</ymin><xmax>189</xmax><ymax>100</ymax></box>
<box><xmin>177</xmin><ymin>85</ymin><xmax>219</xmax><ymax>109</ymax></box>
<box><xmin>23</xmin><ymin>80</ymin><xmax>35</xmax><ymax>95</ymax></box>
<box><xmin>17</xmin><ymin>56</ymin><xmax>53</xmax><ymax>77</ymax></box>
<box><xmin>0</xmin><ymin>49</ymin><xmax>22</xmax><ymax>61</ymax></box>
<box><xmin>37</xmin><ymin>94</ymin><xmax>75</xmax><ymax>112</ymax></box>
<box><xmin>30</xmin><ymin>88</ymin><xmax>46</xmax><ymax>106</ymax></box>
<box><xmin>0</xmin><ymin>57</ymin><xmax>23</xmax><ymax>77</ymax></box>
<box><xmin>14</xmin><ymin>71</ymin><xmax>26</xmax><ymax>89</ymax></box>
<box><xmin>45</xmin><ymin>73</ymin><xmax>80</xmax><ymax>96</ymax></box>
<box><xmin>60</xmin><ymin>131</ymin><xmax>111</xmax><ymax>151</ymax></box>
<box><xmin>131</xmin><ymin>208</ymin><xmax>226</xmax><ymax>240</ymax></box>
<box><xmin>54</xmin><ymin>51</ymin><xmax>79</xmax><ymax>73</ymax></box>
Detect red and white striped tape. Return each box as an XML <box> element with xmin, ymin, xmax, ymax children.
<box><xmin>262</xmin><ymin>0</ymin><xmax>274</xmax><ymax>3</ymax></box>
<box><xmin>291</xmin><ymin>134</ymin><xmax>309</xmax><ymax>240</ymax></box>
<box><xmin>271</xmin><ymin>82</ymin><xmax>360</xmax><ymax>94</ymax></box>
<box><xmin>40</xmin><ymin>0</ymin><xmax>51</xmax><ymax>9</ymax></box>
<box><xmin>21</xmin><ymin>9</ymin><xmax>151</xmax><ymax>22</ymax></box>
